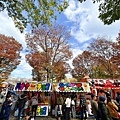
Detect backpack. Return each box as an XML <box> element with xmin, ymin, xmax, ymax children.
<box><xmin>80</xmin><ymin>97</ymin><xmax>86</xmax><ymax>107</ymax></box>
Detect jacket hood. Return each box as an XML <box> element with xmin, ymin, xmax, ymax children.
<box><xmin>107</xmin><ymin>102</ymin><xmax>115</xmax><ymax>108</ymax></box>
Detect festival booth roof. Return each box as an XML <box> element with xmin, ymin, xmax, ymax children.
<box><xmin>13</xmin><ymin>81</ymin><xmax>52</xmax><ymax>92</ymax></box>
<box><xmin>88</xmin><ymin>79</ymin><xmax>120</xmax><ymax>89</ymax></box>
<box><xmin>54</xmin><ymin>82</ymin><xmax>90</xmax><ymax>93</ymax></box>
<box><xmin>6</xmin><ymin>81</ymin><xmax>90</xmax><ymax>92</ymax></box>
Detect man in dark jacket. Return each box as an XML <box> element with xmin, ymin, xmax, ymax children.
<box><xmin>98</xmin><ymin>96</ymin><xmax>112</xmax><ymax>120</ymax></box>
<box><xmin>116</xmin><ymin>92</ymin><xmax>120</xmax><ymax>112</ymax></box>
<box><xmin>17</xmin><ymin>92</ymin><xmax>27</xmax><ymax>120</ymax></box>
<box><xmin>80</xmin><ymin>93</ymin><xmax>87</xmax><ymax>120</ymax></box>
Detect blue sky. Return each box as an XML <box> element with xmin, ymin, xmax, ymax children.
<box><xmin>0</xmin><ymin>0</ymin><xmax>120</xmax><ymax>79</ymax></box>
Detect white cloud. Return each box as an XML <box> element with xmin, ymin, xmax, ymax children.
<box><xmin>1</xmin><ymin>0</ymin><xmax>120</xmax><ymax>79</ymax></box>
<box><xmin>10</xmin><ymin>52</ymin><xmax>32</xmax><ymax>78</ymax></box>
<box><xmin>64</xmin><ymin>0</ymin><xmax>120</xmax><ymax>43</ymax></box>
<box><xmin>67</xmin><ymin>47</ymin><xmax>83</xmax><ymax>69</ymax></box>
<box><xmin>0</xmin><ymin>12</ymin><xmax>26</xmax><ymax>48</ymax></box>
<box><xmin>66</xmin><ymin>47</ymin><xmax>83</xmax><ymax>78</ymax></box>
<box><xmin>0</xmin><ymin>11</ymin><xmax>32</xmax><ymax>78</ymax></box>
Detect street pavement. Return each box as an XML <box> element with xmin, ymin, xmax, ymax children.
<box><xmin>9</xmin><ymin>114</ymin><xmax>95</xmax><ymax>120</ymax></box>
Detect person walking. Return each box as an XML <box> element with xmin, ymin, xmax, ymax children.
<box><xmin>0</xmin><ymin>92</ymin><xmax>13</xmax><ymax>120</ymax></box>
<box><xmin>107</xmin><ymin>96</ymin><xmax>119</xmax><ymax>120</ymax></box>
<box><xmin>116</xmin><ymin>92</ymin><xmax>120</xmax><ymax>112</ymax></box>
<box><xmin>17</xmin><ymin>92</ymin><xmax>27</xmax><ymax>120</ymax></box>
<box><xmin>86</xmin><ymin>98</ymin><xmax>92</xmax><ymax>116</ymax></box>
<box><xmin>31</xmin><ymin>93</ymin><xmax>38</xmax><ymax>119</ymax></box>
<box><xmin>65</xmin><ymin>95</ymin><xmax>71</xmax><ymax>120</ymax></box>
<box><xmin>23</xmin><ymin>98</ymin><xmax>29</xmax><ymax>117</ymax></box>
<box><xmin>91</xmin><ymin>94</ymin><xmax>98</xmax><ymax>120</ymax></box>
<box><xmin>80</xmin><ymin>93</ymin><xmax>87</xmax><ymax>120</ymax></box>
<box><xmin>56</xmin><ymin>94</ymin><xmax>64</xmax><ymax>120</ymax></box>
<box><xmin>98</xmin><ymin>96</ymin><xmax>112</xmax><ymax>120</ymax></box>
<box><xmin>71</xmin><ymin>96</ymin><xmax>76</xmax><ymax>118</ymax></box>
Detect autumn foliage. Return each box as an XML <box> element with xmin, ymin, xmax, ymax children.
<box><xmin>0</xmin><ymin>34</ymin><xmax>22</xmax><ymax>81</ymax></box>
<box><xmin>72</xmin><ymin>35</ymin><xmax>120</xmax><ymax>80</ymax></box>
<box><xmin>25</xmin><ymin>25</ymin><xmax>72</xmax><ymax>82</ymax></box>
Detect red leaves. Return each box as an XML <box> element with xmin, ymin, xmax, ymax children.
<box><xmin>25</xmin><ymin>25</ymin><xmax>72</xmax><ymax>82</ymax></box>
<box><xmin>0</xmin><ymin>34</ymin><xmax>22</xmax><ymax>80</ymax></box>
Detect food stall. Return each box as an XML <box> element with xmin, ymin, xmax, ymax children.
<box><xmin>88</xmin><ymin>79</ymin><xmax>120</xmax><ymax>99</ymax></box>
<box><xmin>51</xmin><ymin>82</ymin><xmax>91</xmax><ymax>117</ymax></box>
<box><xmin>11</xmin><ymin>81</ymin><xmax>91</xmax><ymax>117</ymax></box>
<box><xmin>13</xmin><ymin>81</ymin><xmax>52</xmax><ymax>116</ymax></box>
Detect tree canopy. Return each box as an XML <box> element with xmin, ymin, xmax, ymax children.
<box><xmin>0</xmin><ymin>0</ymin><xmax>68</xmax><ymax>32</ymax></box>
<box><xmin>72</xmin><ymin>35</ymin><xmax>120</xmax><ymax>80</ymax></box>
<box><xmin>25</xmin><ymin>24</ymin><xmax>72</xmax><ymax>82</ymax></box>
<box><xmin>0</xmin><ymin>34</ymin><xmax>22</xmax><ymax>82</ymax></box>
<box><xmin>0</xmin><ymin>0</ymin><xmax>120</xmax><ymax>33</ymax></box>
<box><xmin>72</xmin><ymin>51</ymin><xmax>95</xmax><ymax>80</ymax></box>
<box><xmin>78</xmin><ymin>0</ymin><xmax>120</xmax><ymax>25</ymax></box>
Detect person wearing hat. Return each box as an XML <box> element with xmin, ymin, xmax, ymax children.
<box><xmin>98</xmin><ymin>96</ymin><xmax>112</xmax><ymax>120</ymax></box>
<box><xmin>91</xmin><ymin>94</ymin><xmax>98</xmax><ymax>120</ymax></box>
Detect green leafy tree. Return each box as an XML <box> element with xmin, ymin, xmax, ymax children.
<box><xmin>0</xmin><ymin>0</ymin><xmax>68</xmax><ymax>32</ymax></box>
<box><xmin>78</xmin><ymin>0</ymin><xmax>120</xmax><ymax>25</ymax></box>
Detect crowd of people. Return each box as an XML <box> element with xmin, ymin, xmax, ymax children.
<box><xmin>0</xmin><ymin>89</ymin><xmax>120</xmax><ymax>120</ymax></box>
<box><xmin>53</xmin><ymin>90</ymin><xmax>120</xmax><ymax>120</ymax></box>
<box><xmin>90</xmin><ymin>90</ymin><xmax>120</xmax><ymax>120</ymax></box>
<box><xmin>0</xmin><ymin>91</ymin><xmax>38</xmax><ymax>120</ymax></box>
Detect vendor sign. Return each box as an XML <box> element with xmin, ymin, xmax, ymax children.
<box><xmin>36</xmin><ymin>105</ymin><xmax>48</xmax><ymax>116</ymax></box>
<box><xmin>36</xmin><ymin>82</ymin><xmax>51</xmax><ymax>91</ymax></box>
<box><xmin>14</xmin><ymin>82</ymin><xmax>51</xmax><ymax>92</ymax></box>
<box><xmin>55</xmin><ymin>82</ymin><xmax>90</xmax><ymax>92</ymax></box>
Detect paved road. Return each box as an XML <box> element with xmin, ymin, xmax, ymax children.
<box><xmin>9</xmin><ymin>116</ymin><xmax>73</xmax><ymax>120</ymax></box>
<box><xmin>9</xmin><ymin>115</ymin><xmax>95</xmax><ymax>120</ymax></box>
